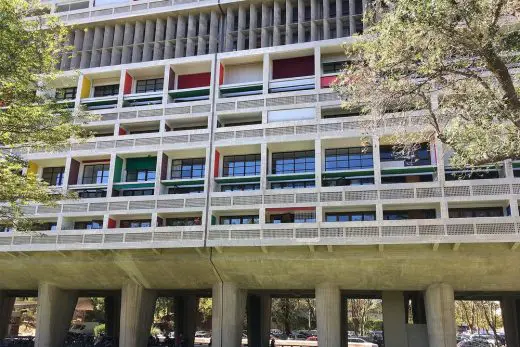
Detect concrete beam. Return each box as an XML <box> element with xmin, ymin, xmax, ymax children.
<box><xmin>35</xmin><ymin>283</ymin><xmax>78</xmax><ymax>347</ymax></box>
<box><xmin>424</xmin><ymin>283</ymin><xmax>456</xmax><ymax>347</ymax></box>
<box><xmin>316</xmin><ymin>283</ymin><xmax>341</xmax><ymax>347</ymax></box>
<box><xmin>119</xmin><ymin>281</ymin><xmax>157</xmax><ymax>347</ymax></box>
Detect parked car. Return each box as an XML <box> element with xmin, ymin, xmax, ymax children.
<box><xmin>348</xmin><ymin>337</ymin><xmax>378</xmax><ymax>347</ymax></box>
<box><xmin>457</xmin><ymin>340</ymin><xmax>493</xmax><ymax>347</ymax></box>
<box><xmin>471</xmin><ymin>334</ymin><xmax>499</xmax><ymax>347</ymax></box>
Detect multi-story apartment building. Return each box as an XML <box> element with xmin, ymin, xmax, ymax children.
<box><xmin>1</xmin><ymin>1</ymin><xmax>520</xmax><ymax>347</ymax></box>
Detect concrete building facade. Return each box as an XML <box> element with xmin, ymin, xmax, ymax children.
<box><xmin>2</xmin><ymin>0</ymin><xmax>520</xmax><ymax>346</ymax></box>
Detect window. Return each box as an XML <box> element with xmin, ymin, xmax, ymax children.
<box><xmin>383</xmin><ymin>209</ymin><xmax>436</xmax><ymax>220</ymax></box>
<box><xmin>449</xmin><ymin>207</ymin><xmax>504</xmax><ymax>218</ymax></box>
<box><xmin>271</xmin><ymin>180</ymin><xmax>315</xmax><ymax>189</ymax></box>
<box><xmin>325</xmin><ymin>147</ymin><xmax>373</xmax><ymax>171</ymax></box>
<box><xmin>77</xmin><ymin>189</ymin><xmax>107</xmax><ymax>198</ymax></box>
<box><xmin>93</xmin><ymin>84</ymin><xmax>119</xmax><ymax>97</ymax></box>
<box><xmin>380</xmin><ymin>143</ymin><xmax>431</xmax><ymax>166</ymax></box>
<box><xmin>126</xmin><ymin>169</ymin><xmax>156</xmax><ymax>182</ymax></box>
<box><xmin>136</xmin><ymin>78</ymin><xmax>164</xmax><ymax>93</ymax></box>
<box><xmin>120</xmin><ymin>220</ymin><xmax>152</xmax><ymax>228</ymax></box>
<box><xmin>223</xmin><ymin>154</ymin><xmax>261</xmax><ymax>177</ymax></box>
<box><xmin>74</xmin><ymin>220</ymin><xmax>103</xmax><ymax>230</ymax></box>
<box><xmin>121</xmin><ymin>189</ymin><xmax>154</xmax><ymax>196</ymax></box>
<box><xmin>322</xmin><ymin>177</ymin><xmax>374</xmax><ymax>187</ymax></box>
<box><xmin>272</xmin><ymin>150</ymin><xmax>315</xmax><ymax>174</ymax></box>
<box><xmin>168</xmin><ymin>186</ymin><xmax>205</xmax><ymax>194</ymax></box>
<box><xmin>381</xmin><ymin>175</ymin><xmax>433</xmax><ymax>184</ymax></box>
<box><xmin>446</xmin><ymin>170</ymin><xmax>500</xmax><ymax>181</ymax></box>
<box><xmin>325</xmin><ymin>212</ymin><xmax>375</xmax><ymax>222</ymax></box>
<box><xmin>166</xmin><ymin>217</ymin><xmax>202</xmax><ymax>226</ymax></box>
<box><xmin>269</xmin><ymin>211</ymin><xmax>316</xmax><ymax>223</ymax></box>
<box><xmin>55</xmin><ymin>87</ymin><xmax>77</xmax><ymax>101</ymax></box>
<box><xmin>82</xmin><ymin>164</ymin><xmax>110</xmax><ymax>184</ymax></box>
<box><xmin>220</xmin><ymin>215</ymin><xmax>259</xmax><ymax>225</ymax></box>
<box><xmin>32</xmin><ymin>222</ymin><xmax>57</xmax><ymax>231</ymax></box>
<box><xmin>42</xmin><ymin>167</ymin><xmax>65</xmax><ymax>186</ymax></box>
<box><xmin>221</xmin><ymin>183</ymin><xmax>260</xmax><ymax>192</ymax></box>
<box><xmin>171</xmin><ymin>158</ymin><xmax>205</xmax><ymax>179</ymax></box>
<box><xmin>322</xmin><ymin>61</ymin><xmax>346</xmax><ymax>74</ymax></box>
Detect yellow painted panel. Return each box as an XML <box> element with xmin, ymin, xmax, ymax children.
<box><xmin>27</xmin><ymin>162</ymin><xmax>38</xmax><ymax>175</ymax></box>
<box><xmin>80</xmin><ymin>76</ymin><xmax>91</xmax><ymax>98</ymax></box>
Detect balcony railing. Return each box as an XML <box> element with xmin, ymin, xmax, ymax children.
<box><xmin>269</xmin><ymin>76</ymin><xmax>315</xmax><ymax>93</ymax></box>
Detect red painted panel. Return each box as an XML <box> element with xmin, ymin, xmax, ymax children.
<box><xmin>118</xmin><ymin>127</ymin><xmax>127</xmax><ymax>136</ymax></box>
<box><xmin>161</xmin><ymin>153</ymin><xmax>168</xmax><ymax>180</ymax></box>
<box><xmin>272</xmin><ymin>56</ymin><xmax>314</xmax><ymax>79</ymax></box>
<box><xmin>213</xmin><ymin>150</ymin><xmax>220</xmax><ymax>178</ymax></box>
<box><xmin>219</xmin><ymin>64</ymin><xmax>224</xmax><ymax>85</ymax></box>
<box><xmin>157</xmin><ymin>217</ymin><xmax>163</xmax><ymax>227</ymax></box>
<box><xmin>108</xmin><ymin>218</ymin><xmax>117</xmax><ymax>229</ymax></box>
<box><xmin>82</xmin><ymin>159</ymin><xmax>110</xmax><ymax>163</ymax></box>
<box><xmin>177</xmin><ymin>72</ymin><xmax>211</xmax><ymax>89</ymax></box>
<box><xmin>68</xmin><ymin>159</ymin><xmax>80</xmax><ymax>185</ymax></box>
<box><xmin>320</xmin><ymin>75</ymin><xmax>337</xmax><ymax>88</ymax></box>
<box><xmin>124</xmin><ymin>72</ymin><xmax>133</xmax><ymax>95</ymax></box>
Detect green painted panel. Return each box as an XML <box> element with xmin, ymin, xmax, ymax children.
<box><xmin>322</xmin><ymin>170</ymin><xmax>374</xmax><ymax>178</ymax></box>
<box><xmin>267</xmin><ymin>173</ymin><xmax>316</xmax><ymax>182</ymax></box>
<box><xmin>169</xmin><ymin>88</ymin><xmax>210</xmax><ymax>98</ymax></box>
<box><xmin>113</xmin><ymin>182</ymin><xmax>155</xmax><ymax>189</ymax></box>
<box><xmin>381</xmin><ymin>166</ymin><xmax>436</xmax><ymax>175</ymax></box>
<box><xmin>220</xmin><ymin>84</ymin><xmax>263</xmax><ymax>94</ymax></box>
<box><xmin>211</xmin><ymin>215</ymin><xmax>217</xmax><ymax>226</ymax></box>
<box><xmin>215</xmin><ymin>176</ymin><xmax>261</xmax><ymax>183</ymax></box>
<box><xmin>126</xmin><ymin>157</ymin><xmax>157</xmax><ymax>171</ymax></box>
<box><xmin>113</xmin><ymin>156</ymin><xmax>123</xmax><ymax>183</ymax></box>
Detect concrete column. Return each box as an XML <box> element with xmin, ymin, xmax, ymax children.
<box><xmin>316</xmin><ymin>283</ymin><xmax>341</xmax><ymax>347</ymax></box>
<box><xmin>80</xmin><ymin>28</ymin><xmax>94</xmax><ymax>69</ymax></box>
<box><xmin>132</xmin><ymin>21</ymin><xmax>145</xmax><ymax>63</ymax></box>
<box><xmin>211</xmin><ymin>282</ymin><xmax>247</xmax><ymax>347</ymax></box>
<box><xmin>111</xmin><ymin>24</ymin><xmax>124</xmax><ymax>66</ymax></box>
<box><xmin>0</xmin><ymin>292</ymin><xmax>15</xmax><ymax>339</ymax></box>
<box><xmin>35</xmin><ymin>283</ymin><xmax>78</xmax><ymax>347</ymax></box>
<box><xmin>209</xmin><ymin>11</ymin><xmax>219</xmax><ymax>54</ymax></box>
<box><xmin>273</xmin><ymin>1</ymin><xmax>282</xmax><ymax>46</ymax></box>
<box><xmin>121</xmin><ymin>22</ymin><xmax>135</xmax><ymax>64</ymax></box>
<box><xmin>261</xmin><ymin>4</ymin><xmax>270</xmax><ymax>48</ymax></box>
<box><xmin>249</xmin><ymin>4</ymin><xmax>258</xmax><ymax>49</ymax></box>
<box><xmin>260</xmin><ymin>143</ymin><xmax>268</xmax><ymax>191</ymax></box>
<box><xmin>237</xmin><ymin>6</ymin><xmax>247</xmax><ymax>50</ymax></box>
<box><xmin>247</xmin><ymin>295</ymin><xmax>271</xmax><ymax>347</ymax></box>
<box><xmin>105</xmin><ymin>294</ymin><xmax>121</xmax><ymax>338</ymax></box>
<box><xmin>71</xmin><ymin>29</ymin><xmax>84</xmax><ymax>69</ymax></box>
<box><xmin>424</xmin><ymin>283</ymin><xmax>456</xmax><ymax>347</ymax></box>
<box><xmin>310</xmin><ymin>0</ymin><xmax>318</xmax><ymax>41</ymax></box>
<box><xmin>175</xmin><ymin>16</ymin><xmax>187</xmax><ymax>58</ymax></box>
<box><xmin>186</xmin><ymin>14</ymin><xmax>197</xmax><ymax>57</ymax></box>
<box><xmin>323</xmin><ymin>0</ymin><xmax>330</xmax><ymax>39</ymax></box>
<box><xmin>297</xmin><ymin>0</ymin><xmax>305</xmax><ymax>42</ymax></box>
<box><xmin>225</xmin><ymin>8</ymin><xmax>235</xmax><ymax>52</ymax></box>
<box><xmin>90</xmin><ymin>26</ymin><xmax>104</xmax><ymax>68</ymax></box>
<box><xmin>142</xmin><ymin>19</ymin><xmax>156</xmax><ymax>62</ymax></box>
<box><xmin>119</xmin><ymin>281</ymin><xmax>157</xmax><ymax>347</ymax></box>
<box><xmin>349</xmin><ymin>0</ymin><xmax>356</xmax><ymax>36</ymax></box>
<box><xmin>286</xmin><ymin>0</ymin><xmax>293</xmax><ymax>44</ymax></box>
<box><xmin>100</xmin><ymin>25</ymin><xmax>114</xmax><ymax>67</ymax></box>
<box><xmin>372</xmin><ymin>136</ymin><xmax>382</xmax><ymax>185</ymax></box>
<box><xmin>502</xmin><ymin>296</ymin><xmax>520</xmax><ymax>347</ymax></box>
<box><xmin>173</xmin><ymin>296</ymin><xmax>198</xmax><ymax>347</ymax></box>
<box><xmin>153</xmin><ymin>18</ymin><xmax>166</xmax><ymax>61</ymax></box>
<box><xmin>198</xmin><ymin>13</ymin><xmax>208</xmax><ymax>55</ymax></box>
<box><xmin>165</xmin><ymin>17</ymin><xmax>177</xmax><ymax>59</ymax></box>
<box><xmin>382</xmin><ymin>291</ymin><xmax>408</xmax><ymax>347</ymax></box>
<box><xmin>315</xmin><ymin>139</ymin><xmax>322</xmax><ymax>188</ymax></box>
<box><xmin>60</xmin><ymin>31</ymin><xmax>74</xmax><ymax>70</ymax></box>
<box><xmin>336</xmin><ymin>0</ymin><xmax>343</xmax><ymax>37</ymax></box>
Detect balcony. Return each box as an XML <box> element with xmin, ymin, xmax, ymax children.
<box><xmin>123</xmin><ymin>91</ymin><xmax>163</xmax><ymax>107</ymax></box>
<box><xmin>0</xmin><ymin>225</ymin><xmax>205</xmax><ymax>252</ymax></box>
<box><xmin>220</xmin><ymin>81</ymin><xmax>263</xmax><ymax>98</ymax></box>
<box><xmin>269</xmin><ymin>76</ymin><xmax>315</xmax><ymax>93</ymax></box>
<box><xmin>168</xmin><ymin>87</ymin><xmax>210</xmax><ymax>103</ymax></box>
<box><xmin>80</xmin><ymin>95</ymin><xmax>118</xmax><ymax>110</ymax></box>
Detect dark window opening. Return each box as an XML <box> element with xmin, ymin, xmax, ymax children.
<box><xmin>120</xmin><ymin>220</ymin><xmax>152</xmax><ymax>228</ymax></box>
<box><xmin>168</xmin><ymin>186</ymin><xmax>204</xmax><ymax>194</ymax></box>
<box><xmin>171</xmin><ymin>158</ymin><xmax>205</xmax><ymax>179</ymax></box>
<box><xmin>82</xmin><ymin>164</ymin><xmax>110</xmax><ymax>184</ymax></box>
<box><xmin>126</xmin><ymin>169</ymin><xmax>156</xmax><ymax>182</ymax></box>
<box><xmin>223</xmin><ymin>154</ymin><xmax>261</xmax><ymax>177</ymax></box>
<box><xmin>77</xmin><ymin>189</ymin><xmax>107</xmax><ymax>198</ymax></box>
<box><xmin>93</xmin><ymin>84</ymin><xmax>119</xmax><ymax>97</ymax></box>
<box><xmin>383</xmin><ymin>209</ymin><xmax>437</xmax><ymax>220</ymax></box>
<box><xmin>166</xmin><ymin>217</ymin><xmax>202</xmax><ymax>226</ymax></box>
<box><xmin>270</xmin><ymin>180</ymin><xmax>315</xmax><ymax>189</ymax></box>
<box><xmin>322</xmin><ymin>177</ymin><xmax>374</xmax><ymax>187</ymax></box>
<box><xmin>325</xmin><ymin>147</ymin><xmax>373</xmax><ymax>171</ymax></box>
<box><xmin>120</xmin><ymin>189</ymin><xmax>154</xmax><ymax>196</ymax></box>
<box><xmin>449</xmin><ymin>207</ymin><xmax>504</xmax><ymax>218</ymax></box>
<box><xmin>220</xmin><ymin>215</ymin><xmax>259</xmax><ymax>225</ymax></box>
<box><xmin>74</xmin><ymin>220</ymin><xmax>103</xmax><ymax>230</ymax></box>
<box><xmin>272</xmin><ymin>150</ymin><xmax>315</xmax><ymax>174</ymax></box>
<box><xmin>55</xmin><ymin>87</ymin><xmax>77</xmax><ymax>101</ymax></box>
<box><xmin>135</xmin><ymin>78</ymin><xmax>164</xmax><ymax>93</ymax></box>
<box><xmin>220</xmin><ymin>183</ymin><xmax>260</xmax><ymax>192</ymax></box>
<box><xmin>42</xmin><ymin>167</ymin><xmax>65</xmax><ymax>186</ymax></box>
<box><xmin>325</xmin><ymin>211</ymin><xmax>375</xmax><ymax>222</ymax></box>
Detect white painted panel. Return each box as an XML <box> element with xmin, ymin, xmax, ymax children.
<box><xmin>94</xmin><ymin>0</ymin><xmax>128</xmax><ymax>6</ymax></box>
<box><xmin>224</xmin><ymin>63</ymin><xmax>263</xmax><ymax>84</ymax></box>
<box><xmin>268</xmin><ymin>108</ymin><xmax>315</xmax><ymax>123</ymax></box>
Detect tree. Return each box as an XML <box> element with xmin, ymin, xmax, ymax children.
<box><xmin>348</xmin><ymin>299</ymin><xmax>381</xmax><ymax>336</ymax></box>
<box><xmin>334</xmin><ymin>0</ymin><xmax>520</xmax><ymax>168</ymax></box>
<box><xmin>0</xmin><ymin>0</ymin><xmax>89</xmax><ymax>229</ymax></box>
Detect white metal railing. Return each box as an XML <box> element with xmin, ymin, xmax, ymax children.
<box><xmin>207</xmin><ymin>217</ymin><xmax>520</xmax><ymax>245</ymax></box>
<box><xmin>0</xmin><ymin>225</ymin><xmax>204</xmax><ymax>251</ymax></box>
